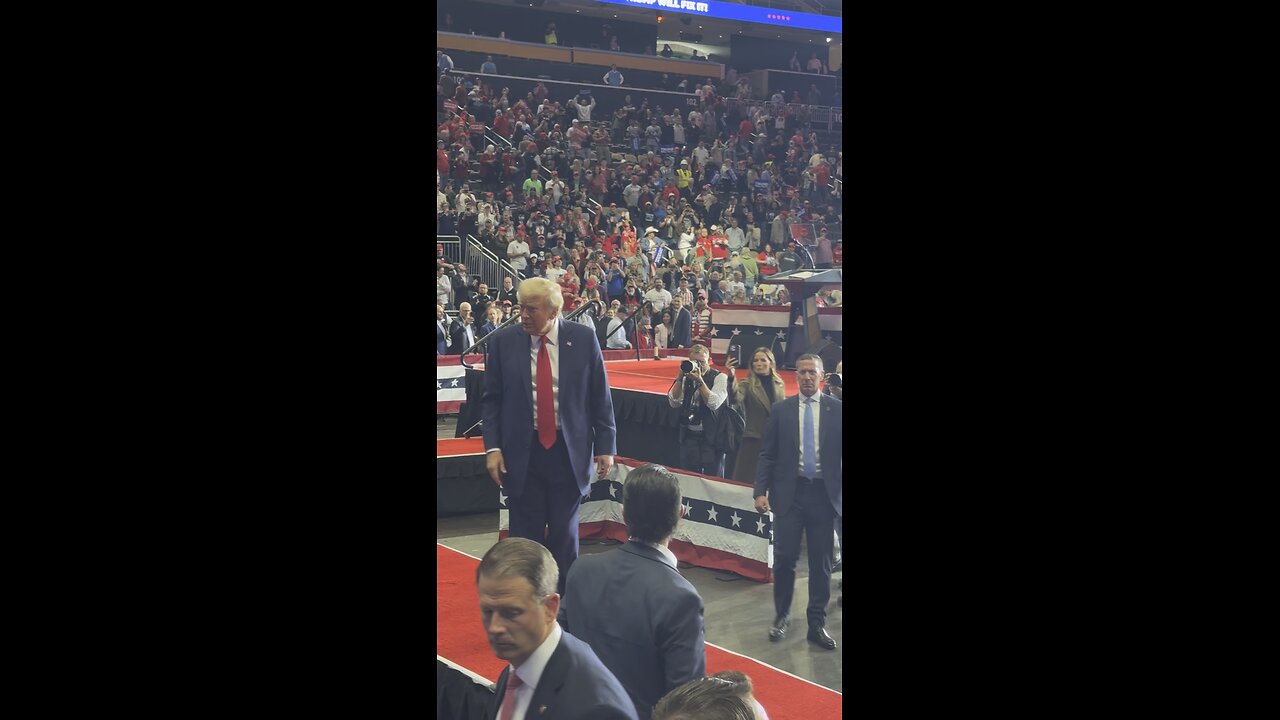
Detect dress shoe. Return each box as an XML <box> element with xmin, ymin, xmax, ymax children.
<box><xmin>807</xmin><ymin>626</ymin><xmax>837</xmax><ymax>650</ymax></box>
<box><xmin>769</xmin><ymin>615</ymin><xmax>790</xmax><ymax>641</ymax></box>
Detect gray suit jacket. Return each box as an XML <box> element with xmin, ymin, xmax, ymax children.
<box><xmin>491</xmin><ymin>630</ymin><xmax>637</xmax><ymax>720</ymax></box>
<box><xmin>560</xmin><ymin>541</ymin><xmax>706</xmax><ymax>720</ymax></box>
<box><xmin>754</xmin><ymin>392</ymin><xmax>842</xmax><ymax>516</ymax></box>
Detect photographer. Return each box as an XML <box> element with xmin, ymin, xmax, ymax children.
<box><xmin>667</xmin><ymin>344</ymin><xmax>729</xmax><ymax>477</ymax></box>
<box><xmin>823</xmin><ymin>360</ymin><xmax>843</xmax><ymax>400</ymax></box>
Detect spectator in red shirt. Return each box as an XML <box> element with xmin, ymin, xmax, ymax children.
<box><xmin>660</xmin><ymin>180</ymin><xmax>680</xmax><ymax>205</ymax></box>
<box><xmin>757</xmin><ymin>243</ymin><xmax>779</xmax><ymax>277</ymax></box>
<box><xmin>437</xmin><ymin>141</ymin><xmax>450</xmax><ymax>174</ymax></box>
<box><xmin>709</xmin><ymin>226</ymin><xmax>730</xmax><ymax>260</ymax></box>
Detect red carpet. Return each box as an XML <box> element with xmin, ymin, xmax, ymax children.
<box><xmin>437</xmin><ymin>543</ymin><xmax>840</xmax><ymax>718</ymax></box>
<box><xmin>439</xmin><ymin>437</ymin><xmax>486</xmax><ymax>456</ymax></box>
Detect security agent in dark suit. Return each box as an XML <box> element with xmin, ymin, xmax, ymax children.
<box><xmin>449</xmin><ymin>302</ymin><xmax>479</xmax><ymax>355</ymax></box>
<box><xmin>480</xmin><ymin>538</ymin><xmax>637</xmax><ymax>720</ymax></box>
<box><xmin>754</xmin><ymin>353</ymin><xmax>842</xmax><ymax>650</ymax></box>
<box><xmin>561</xmin><ymin>464</ymin><xmax>706</xmax><ymax>720</ymax></box>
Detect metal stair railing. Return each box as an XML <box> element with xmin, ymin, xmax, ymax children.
<box><xmin>465</xmin><ymin>234</ymin><xmax>520</xmax><ymax>295</ymax></box>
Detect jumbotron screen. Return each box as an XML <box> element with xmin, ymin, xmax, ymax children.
<box><xmin>593</xmin><ymin>0</ymin><xmax>842</xmax><ymax>34</ymax></box>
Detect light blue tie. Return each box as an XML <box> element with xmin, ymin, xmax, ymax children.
<box><xmin>803</xmin><ymin>397</ymin><xmax>817</xmax><ymax>478</ymax></box>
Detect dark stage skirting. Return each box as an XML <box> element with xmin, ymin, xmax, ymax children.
<box><xmin>457</xmin><ymin>368</ymin><xmax>684</xmax><ymax>469</ymax></box>
<box><xmin>454</xmin><ymin>358</ymin><xmax>799</xmax><ymax>472</ymax></box>
<box><xmin>437</xmin><ymin>453</ymin><xmax>498</xmax><ymax>518</ymax></box>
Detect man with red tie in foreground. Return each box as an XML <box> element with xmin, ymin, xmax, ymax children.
<box><xmin>482</xmin><ymin>277</ymin><xmax>617</xmax><ymax>595</ymax></box>
<box><xmin>479</xmin><ymin>538</ymin><xmax>636</xmax><ymax>720</ymax></box>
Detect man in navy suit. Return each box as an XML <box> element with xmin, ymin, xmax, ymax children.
<box><xmin>478</xmin><ymin>538</ymin><xmax>637</xmax><ymax>720</ymax></box>
<box><xmin>450</xmin><ymin>302</ymin><xmax>479</xmax><ymax>355</ymax></box>
<box><xmin>754</xmin><ymin>353</ymin><xmax>842</xmax><ymax>651</ymax></box>
<box><xmin>560</xmin><ymin>464</ymin><xmax>706</xmax><ymax>720</ymax></box>
<box><xmin>436</xmin><ymin>303</ymin><xmax>449</xmax><ymax>356</ymax></box>
<box><xmin>482</xmin><ymin>277</ymin><xmax>617</xmax><ymax>594</ymax></box>
<box><xmin>668</xmin><ymin>295</ymin><xmax>693</xmax><ymax>349</ymax></box>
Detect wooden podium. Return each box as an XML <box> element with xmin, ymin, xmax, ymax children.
<box><xmin>759</xmin><ymin>268</ymin><xmax>842</xmax><ymax>369</ymax></box>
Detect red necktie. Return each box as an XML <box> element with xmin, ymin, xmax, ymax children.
<box><xmin>499</xmin><ymin>669</ymin><xmax>524</xmax><ymax>720</ymax></box>
<box><xmin>537</xmin><ymin>336</ymin><xmax>555</xmax><ymax>449</ymax></box>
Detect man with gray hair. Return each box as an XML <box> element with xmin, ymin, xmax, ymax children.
<box><xmin>478</xmin><ymin>538</ymin><xmax>637</xmax><ymax>720</ymax></box>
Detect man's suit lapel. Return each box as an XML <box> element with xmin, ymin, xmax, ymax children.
<box><xmin>556</xmin><ymin>319</ymin><xmax>577</xmax><ymax>388</ymax></box>
<box><xmin>492</xmin><ymin>667</ymin><xmax>510</xmax><ymax>720</ymax></box>
<box><xmin>516</xmin><ymin>328</ymin><xmax>533</xmax><ymax>411</ymax></box>
<box><xmin>788</xmin><ymin>395</ymin><xmax>801</xmax><ymax>452</ymax></box>
<box><xmin>821</xmin><ymin>395</ymin><xmax>837</xmax><ymax>448</ymax></box>
<box><xmin>528</xmin><ymin>641</ymin><xmax>570</xmax><ymax>718</ymax></box>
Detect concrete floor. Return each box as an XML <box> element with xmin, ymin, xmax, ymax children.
<box><xmin>436</xmin><ymin>415</ymin><xmax>843</xmax><ymax>693</ymax></box>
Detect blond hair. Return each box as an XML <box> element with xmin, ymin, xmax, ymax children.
<box><xmin>518</xmin><ymin>277</ymin><xmax>564</xmax><ymax>312</ymax></box>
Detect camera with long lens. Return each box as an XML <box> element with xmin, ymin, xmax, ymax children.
<box><xmin>680</xmin><ymin>360</ymin><xmax>694</xmax><ymax>374</ymax></box>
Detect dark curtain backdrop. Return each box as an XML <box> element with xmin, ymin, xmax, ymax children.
<box><xmin>439</xmin><ymin>0</ymin><xmax>657</xmax><ymax>53</ymax></box>
<box><xmin>728</xmin><ymin>35</ymin><xmax>829</xmax><ymax>74</ymax></box>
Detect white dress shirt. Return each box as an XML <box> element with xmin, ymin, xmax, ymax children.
<box><xmin>529</xmin><ymin>320</ymin><xmax>562</xmax><ymax>431</ymax></box>
<box><xmin>605</xmin><ymin>316</ymin><xmax>631</xmax><ymax>349</ymax></box>
<box><xmin>497</xmin><ymin>622</ymin><xmax>563</xmax><ymax>720</ymax></box>
<box><xmin>798</xmin><ymin>391</ymin><xmax>822</xmax><ymax>477</ymax></box>
<box><xmin>461</xmin><ymin>322</ymin><xmax>475</xmax><ymax>350</ymax></box>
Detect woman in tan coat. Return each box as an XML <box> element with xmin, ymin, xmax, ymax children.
<box><xmin>725</xmin><ymin>346</ymin><xmax>786</xmax><ymax>485</ymax></box>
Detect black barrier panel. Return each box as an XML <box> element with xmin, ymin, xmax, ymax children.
<box><xmin>443</xmin><ymin>49</ymin><xmax>715</xmax><ymax>98</ymax></box>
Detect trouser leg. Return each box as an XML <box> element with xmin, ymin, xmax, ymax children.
<box><xmin>522</xmin><ymin>431</ymin><xmax>581</xmax><ymax>595</ymax></box>
<box><xmin>803</xmin><ymin>482</ymin><xmax>836</xmax><ymax>628</ymax></box>
<box><xmin>771</xmin><ymin>504</ymin><xmax>804</xmax><ymax>619</ymax></box>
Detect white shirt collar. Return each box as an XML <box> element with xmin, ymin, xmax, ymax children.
<box><xmin>530</xmin><ymin>318</ymin><xmax>560</xmax><ymax>347</ymax></box>
<box><xmin>631</xmin><ymin>538</ymin><xmax>678</xmax><ymax>569</ymax></box>
<box><xmin>514</xmin><ymin>620</ymin><xmax>562</xmax><ymax>689</ymax></box>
